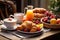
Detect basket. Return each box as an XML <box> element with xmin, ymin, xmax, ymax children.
<box><xmin>42</xmin><ymin>22</ymin><xmax>60</xmax><ymax>29</ymax></box>
<box><xmin>41</xmin><ymin>18</ymin><xmax>60</xmax><ymax>29</ymax></box>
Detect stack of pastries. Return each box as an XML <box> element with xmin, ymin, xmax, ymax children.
<box><xmin>16</xmin><ymin>21</ymin><xmax>42</xmax><ymax>32</ymax></box>
<box><xmin>33</xmin><ymin>8</ymin><xmax>46</xmax><ymax>18</ymax></box>
<box><xmin>33</xmin><ymin>8</ymin><xmax>55</xmax><ymax>18</ymax></box>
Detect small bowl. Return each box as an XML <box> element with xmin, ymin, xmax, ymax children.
<box><xmin>3</xmin><ymin>18</ymin><xmax>17</xmax><ymax>30</ymax></box>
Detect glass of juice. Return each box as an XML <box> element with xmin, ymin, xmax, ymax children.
<box><xmin>26</xmin><ymin>9</ymin><xmax>34</xmax><ymax>21</ymax></box>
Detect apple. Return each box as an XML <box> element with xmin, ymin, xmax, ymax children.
<box><xmin>43</xmin><ymin>17</ymin><xmax>48</xmax><ymax>22</ymax></box>
<box><xmin>48</xmin><ymin>13</ymin><xmax>54</xmax><ymax>16</ymax></box>
<box><xmin>44</xmin><ymin>11</ymin><xmax>49</xmax><ymax>16</ymax></box>
<box><xmin>57</xmin><ymin>19</ymin><xmax>60</xmax><ymax>24</ymax></box>
<box><xmin>48</xmin><ymin>11</ymin><xmax>54</xmax><ymax>16</ymax></box>
<box><xmin>50</xmin><ymin>15</ymin><xmax>56</xmax><ymax>19</ymax></box>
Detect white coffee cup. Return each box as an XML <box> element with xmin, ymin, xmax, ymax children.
<box><xmin>14</xmin><ymin>13</ymin><xmax>24</xmax><ymax>23</ymax></box>
<box><xmin>4</xmin><ymin>18</ymin><xmax>17</xmax><ymax>30</ymax></box>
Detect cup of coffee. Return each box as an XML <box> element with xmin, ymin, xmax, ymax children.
<box><xmin>4</xmin><ymin>18</ymin><xmax>17</xmax><ymax>30</ymax></box>
<box><xmin>14</xmin><ymin>13</ymin><xmax>24</xmax><ymax>23</ymax></box>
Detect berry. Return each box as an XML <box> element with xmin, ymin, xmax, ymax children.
<box><xmin>43</xmin><ymin>17</ymin><xmax>48</xmax><ymax>22</ymax></box>
<box><xmin>46</xmin><ymin>20</ymin><xmax>50</xmax><ymax>23</ymax></box>
<box><xmin>35</xmin><ymin>20</ymin><xmax>40</xmax><ymax>24</ymax></box>
<box><xmin>48</xmin><ymin>17</ymin><xmax>50</xmax><ymax>20</ymax></box>
<box><xmin>37</xmin><ymin>27</ymin><xmax>41</xmax><ymax>31</ymax></box>
<box><xmin>44</xmin><ymin>11</ymin><xmax>49</xmax><ymax>16</ymax></box>
<box><xmin>24</xmin><ymin>28</ymin><xmax>28</xmax><ymax>32</ymax></box>
<box><xmin>50</xmin><ymin>15</ymin><xmax>55</xmax><ymax>19</ymax></box>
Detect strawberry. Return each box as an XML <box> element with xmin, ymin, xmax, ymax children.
<box><xmin>37</xmin><ymin>27</ymin><xmax>41</xmax><ymax>31</ymax></box>
<box><xmin>24</xmin><ymin>28</ymin><xmax>28</xmax><ymax>32</ymax></box>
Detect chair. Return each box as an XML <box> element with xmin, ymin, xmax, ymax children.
<box><xmin>0</xmin><ymin>0</ymin><xmax>16</xmax><ymax>20</ymax></box>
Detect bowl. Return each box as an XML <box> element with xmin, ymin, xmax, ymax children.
<box><xmin>4</xmin><ymin>18</ymin><xmax>17</xmax><ymax>30</ymax></box>
<box><xmin>41</xmin><ymin>18</ymin><xmax>60</xmax><ymax>29</ymax></box>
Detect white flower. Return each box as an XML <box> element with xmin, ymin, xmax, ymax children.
<box><xmin>54</xmin><ymin>7</ymin><xmax>59</xmax><ymax>11</ymax></box>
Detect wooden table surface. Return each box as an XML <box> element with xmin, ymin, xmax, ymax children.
<box><xmin>0</xmin><ymin>25</ymin><xmax>60</xmax><ymax>40</ymax></box>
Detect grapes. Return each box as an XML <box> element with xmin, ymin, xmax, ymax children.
<box><xmin>48</xmin><ymin>17</ymin><xmax>50</xmax><ymax>20</ymax></box>
<box><xmin>46</xmin><ymin>20</ymin><xmax>50</xmax><ymax>23</ymax></box>
<box><xmin>33</xmin><ymin>18</ymin><xmax>41</xmax><ymax>24</ymax></box>
<box><xmin>35</xmin><ymin>20</ymin><xmax>40</xmax><ymax>24</ymax></box>
<box><xmin>42</xmin><ymin>17</ymin><xmax>50</xmax><ymax>23</ymax></box>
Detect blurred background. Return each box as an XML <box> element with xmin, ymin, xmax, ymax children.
<box><xmin>0</xmin><ymin>0</ymin><xmax>49</xmax><ymax>19</ymax></box>
<box><xmin>9</xmin><ymin>0</ymin><xmax>49</xmax><ymax>12</ymax></box>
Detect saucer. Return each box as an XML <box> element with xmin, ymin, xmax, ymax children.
<box><xmin>1</xmin><ymin>25</ymin><xmax>18</xmax><ymax>30</ymax></box>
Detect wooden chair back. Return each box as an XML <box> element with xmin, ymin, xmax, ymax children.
<box><xmin>0</xmin><ymin>0</ymin><xmax>16</xmax><ymax>20</ymax></box>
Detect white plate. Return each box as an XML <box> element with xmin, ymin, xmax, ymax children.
<box><xmin>1</xmin><ymin>24</ymin><xmax>18</xmax><ymax>30</ymax></box>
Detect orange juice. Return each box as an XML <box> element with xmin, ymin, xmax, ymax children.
<box><xmin>26</xmin><ymin>10</ymin><xmax>34</xmax><ymax>21</ymax></box>
<box><xmin>23</xmin><ymin>15</ymin><xmax>27</xmax><ymax>21</ymax></box>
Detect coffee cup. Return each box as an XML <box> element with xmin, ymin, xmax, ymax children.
<box><xmin>14</xmin><ymin>13</ymin><xmax>24</xmax><ymax>23</ymax></box>
<box><xmin>4</xmin><ymin>18</ymin><xmax>17</xmax><ymax>30</ymax></box>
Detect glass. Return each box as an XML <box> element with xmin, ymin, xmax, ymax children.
<box><xmin>26</xmin><ymin>9</ymin><xmax>34</xmax><ymax>21</ymax></box>
<box><xmin>24</xmin><ymin>5</ymin><xmax>33</xmax><ymax>14</ymax></box>
<box><xmin>27</xmin><ymin>5</ymin><xmax>33</xmax><ymax>9</ymax></box>
<box><xmin>14</xmin><ymin>13</ymin><xmax>24</xmax><ymax>23</ymax></box>
<box><xmin>24</xmin><ymin>7</ymin><xmax>28</xmax><ymax>14</ymax></box>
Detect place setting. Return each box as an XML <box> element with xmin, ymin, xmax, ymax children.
<box><xmin>0</xmin><ymin>10</ymin><xmax>44</xmax><ymax>39</ymax></box>
<box><xmin>1</xmin><ymin>7</ymin><xmax>59</xmax><ymax>39</ymax></box>
<box><xmin>1</xmin><ymin>0</ymin><xmax>60</xmax><ymax>40</ymax></box>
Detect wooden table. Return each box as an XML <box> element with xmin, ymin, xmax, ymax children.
<box><xmin>0</xmin><ymin>25</ymin><xmax>60</xmax><ymax>40</ymax></box>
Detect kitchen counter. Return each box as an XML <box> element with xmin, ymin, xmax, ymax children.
<box><xmin>0</xmin><ymin>25</ymin><xmax>60</xmax><ymax>40</ymax></box>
